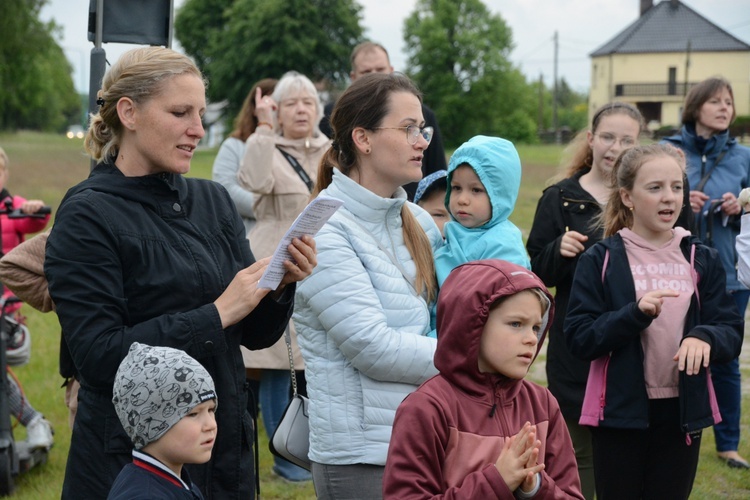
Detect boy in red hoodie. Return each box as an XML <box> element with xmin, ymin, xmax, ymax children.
<box><xmin>383</xmin><ymin>259</ymin><xmax>583</xmax><ymax>499</ymax></box>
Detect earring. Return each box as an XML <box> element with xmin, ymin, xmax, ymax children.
<box><xmin>365</xmin><ymin>148</ymin><xmax>371</xmax><ymax>154</ymax></box>
<box><xmin>629</xmin><ymin>206</ymin><xmax>634</xmax><ymax>211</ymax></box>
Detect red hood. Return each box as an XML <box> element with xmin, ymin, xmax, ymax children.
<box><xmin>435</xmin><ymin>260</ymin><xmax>554</xmax><ymax>398</ymax></box>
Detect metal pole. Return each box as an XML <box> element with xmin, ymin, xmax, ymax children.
<box><xmin>683</xmin><ymin>39</ymin><xmax>691</xmax><ymax>97</ymax></box>
<box><xmin>168</xmin><ymin>0</ymin><xmax>174</xmax><ymax>48</ymax></box>
<box><xmin>88</xmin><ymin>0</ymin><xmax>107</xmax><ymax>169</ymax></box>
<box><xmin>553</xmin><ymin>31</ymin><xmax>560</xmax><ymax>144</ymax></box>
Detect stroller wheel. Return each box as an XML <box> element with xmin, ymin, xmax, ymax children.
<box><xmin>0</xmin><ymin>446</ymin><xmax>14</xmax><ymax>496</ymax></box>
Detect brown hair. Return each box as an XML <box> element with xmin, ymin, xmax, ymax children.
<box><xmin>556</xmin><ymin>102</ymin><xmax>645</xmax><ymax>181</ymax></box>
<box><xmin>601</xmin><ymin>143</ymin><xmax>686</xmax><ymax>237</ymax></box>
<box><xmin>85</xmin><ymin>47</ymin><xmax>205</xmax><ymax>162</ymax></box>
<box><xmin>681</xmin><ymin>77</ymin><xmax>736</xmax><ymax>126</ymax></box>
<box><xmin>315</xmin><ymin>72</ymin><xmax>438</xmax><ymax>302</ymax></box>
<box><xmin>230</xmin><ymin>78</ymin><xmax>278</xmax><ymax>141</ymax></box>
<box><xmin>350</xmin><ymin>41</ymin><xmax>390</xmax><ymax>72</ymax></box>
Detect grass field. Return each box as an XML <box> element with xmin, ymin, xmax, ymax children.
<box><xmin>0</xmin><ymin>131</ymin><xmax>748</xmax><ymax>498</ymax></box>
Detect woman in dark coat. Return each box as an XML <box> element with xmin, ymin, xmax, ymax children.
<box><xmin>44</xmin><ymin>47</ymin><xmax>316</xmax><ymax>499</ymax></box>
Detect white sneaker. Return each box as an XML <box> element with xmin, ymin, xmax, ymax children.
<box><xmin>26</xmin><ymin>416</ymin><xmax>54</xmax><ymax>450</ymax></box>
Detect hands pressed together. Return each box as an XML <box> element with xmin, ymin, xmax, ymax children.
<box><xmin>214</xmin><ymin>235</ymin><xmax>317</xmax><ymax>328</ymax></box>
<box><xmin>495</xmin><ymin>422</ymin><xmax>545</xmax><ymax>493</ymax></box>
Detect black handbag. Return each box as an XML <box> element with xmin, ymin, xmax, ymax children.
<box><xmin>268</xmin><ymin>326</ymin><xmax>311</xmax><ymax>470</ymax></box>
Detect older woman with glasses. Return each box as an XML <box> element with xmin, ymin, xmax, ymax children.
<box><xmin>293</xmin><ymin>72</ymin><xmax>443</xmax><ymax>499</ymax></box>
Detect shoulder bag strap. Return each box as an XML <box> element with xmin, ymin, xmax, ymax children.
<box><xmin>695</xmin><ymin>149</ymin><xmax>728</xmax><ymax>193</ymax></box>
<box><xmin>276</xmin><ymin>146</ymin><xmax>313</xmax><ymax>193</ymax></box>
<box><xmin>282</xmin><ymin>324</ymin><xmax>299</xmax><ymax>397</ymax></box>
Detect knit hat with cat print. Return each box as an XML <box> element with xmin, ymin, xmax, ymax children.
<box><xmin>112</xmin><ymin>342</ymin><xmax>217</xmax><ymax>449</ymax></box>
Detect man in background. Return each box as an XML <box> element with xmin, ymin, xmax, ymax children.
<box><xmin>320</xmin><ymin>42</ymin><xmax>447</xmax><ymax>199</ymax></box>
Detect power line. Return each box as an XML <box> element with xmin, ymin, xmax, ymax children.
<box><xmin>515</xmin><ymin>38</ymin><xmax>553</xmax><ymax>61</ymax></box>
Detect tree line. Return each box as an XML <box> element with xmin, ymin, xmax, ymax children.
<box><xmin>0</xmin><ymin>0</ymin><xmax>80</xmax><ymax>132</ymax></box>
<box><xmin>3</xmin><ymin>0</ymin><xmax>586</xmax><ymax>145</ymax></box>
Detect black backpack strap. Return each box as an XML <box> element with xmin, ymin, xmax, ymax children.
<box><xmin>276</xmin><ymin>146</ymin><xmax>313</xmax><ymax>192</ymax></box>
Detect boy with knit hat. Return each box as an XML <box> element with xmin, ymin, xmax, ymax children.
<box><xmin>108</xmin><ymin>342</ymin><xmax>218</xmax><ymax>499</ymax></box>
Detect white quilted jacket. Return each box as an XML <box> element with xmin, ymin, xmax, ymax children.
<box><xmin>294</xmin><ymin>169</ymin><xmax>443</xmax><ymax>466</ymax></box>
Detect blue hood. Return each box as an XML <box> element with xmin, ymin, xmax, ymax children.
<box><xmin>435</xmin><ymin>136</ymin><xmax>530</xmax><ymax>286</ymax></box>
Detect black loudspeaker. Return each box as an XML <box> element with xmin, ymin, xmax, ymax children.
<box><xmin>87</xmin><ymin>0</ymin><xmax>171</xmax><ymax>46</ymax></box>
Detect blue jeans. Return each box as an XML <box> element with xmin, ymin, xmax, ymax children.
<box><xmin>712</xmin><ymin>289</ymin><xmax>748</xmax><ymax>452</ymax></box>
<box><xmin>259</xmin><ymin>369</ymin><xmax>311</xmax><ymax>481</ymax></box>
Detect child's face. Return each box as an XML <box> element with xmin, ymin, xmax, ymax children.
<box><xmin>478</xmin><ymin>291</ymin><xmax>542</xmax><ymax>379</ymax></box>
<box><xmin>417</xmin><ymin>191</ymin><xmax>450</xmax><ymax>236</ymax></box>
<box><xmin>587</xmin><ymin>113</ymin><xmax>640</xmax><ymax>178</ymax></box>
<box><xmin>449</xmin><ymin>165</ymin><xmax>491</xmax><ymax>228</ymax></box>
<box><xmin>620</xmin><ymin>155</ymin><xmax>684</xmax><ymax>245</ymax></box>
<box><xmin>143</xmin><ymin>400</ymin><xmax>217</xmax><ymax>475</ymax></box>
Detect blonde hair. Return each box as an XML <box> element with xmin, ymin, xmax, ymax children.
<box><xmin>315</xmin><ymin>73</ymin><xmax>438</xmax><ymax>303</ymax></box>
<box><xmin>491</xmin><ymin>288</ymin><xmax>549</xmax><ymax>315</ymax></box>
<box><xmin>601</xmin><ymin>143</ymin><xmax>686</xmax><ymax>237</ymax></box>
<box><xmin>0</xmin><ymin>147</ymin><xmax>7</xmax><ymax>171</ymax></box>
<box><xmin>85</xmin><ymin>47</ymin><xmax>204</xmax><ymax>162</ymax></box>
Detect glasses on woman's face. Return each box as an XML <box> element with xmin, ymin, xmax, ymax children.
<box><xmin>595</xmin><ymin>132</ymin><xmax>637</xmax><ymax>148</ymax></box>
<box><xmin>374</xmin><ymin>124</ymin><xmax>434</xmax><ymax>145</ymax></box>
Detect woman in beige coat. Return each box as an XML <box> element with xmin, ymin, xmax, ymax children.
<box><xmin>238</xmin><ymin>70</ymin><xmax>330</xmax><ymax>482</ymax></box>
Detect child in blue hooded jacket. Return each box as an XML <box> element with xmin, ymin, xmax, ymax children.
<box><xmin>434</xmin><ymin>136</ymin><xmax>530</xmax><ymax>287</ymax></box>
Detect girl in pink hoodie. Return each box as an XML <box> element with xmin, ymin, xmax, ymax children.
<box><xmin>565</xmin><ymin>144</ymin><xmax>743</xmax><ymax>499</ymax></box>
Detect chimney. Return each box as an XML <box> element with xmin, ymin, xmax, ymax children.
<box><xmin>640</xmin><ymin>0</ymin><xmax>653</xmax><ymax>16</ymax></box>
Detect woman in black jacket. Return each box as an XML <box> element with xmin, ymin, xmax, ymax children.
<box><xmin>45</xmin><ymin>47</ymin><xmax>316</xmax><ymax>500</ymax></box>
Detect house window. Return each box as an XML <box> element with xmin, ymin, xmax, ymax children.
<box><xmin>668</xmin><ymin>67</ymin><xmax>677</xmax><ymax>95</ymax></box>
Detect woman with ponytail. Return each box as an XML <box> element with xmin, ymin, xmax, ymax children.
<box><xmin>293</xmin><ymin>72</ymin><xmax>443</xmax><ymax>499</ymax></box>
<box><xmin>45</xmin><ymin>47</ymin><xmax>316</xmax><ymax>499</ymax></box>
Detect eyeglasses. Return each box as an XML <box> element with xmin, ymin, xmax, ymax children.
<box><xmin>373</xmin><ymin>124</ymin><xmax>434</xmax><ymax>145</ymax></box>
<box><xmin>595</xmin><ymin>132</ymin><xmax>637</xmax><ymax>148</ymax></box>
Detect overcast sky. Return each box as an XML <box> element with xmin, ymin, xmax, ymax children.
<box><xmin>42</xmin><ymin>0</ymin><xmax>750</xmax><ymax>94</ymax></box>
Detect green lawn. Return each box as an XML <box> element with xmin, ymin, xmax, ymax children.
<box><xmin>0</xmin><ymin>131</ymin><xmax>748</xmax><ymax>498</ymax></box>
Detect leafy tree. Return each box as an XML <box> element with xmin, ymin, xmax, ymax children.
<box><xmin>173</xmin><ymin>0</ymin><xmax>234</xmax><ymax>80</ymax></box>
<box><xmin>176</xmin><ymin>0</ymin><xmax>364</xmax><ymax>120</ymax></box>
<box><xmin>404</xmin><ymin>0</ymin><xmax>538</xmax><ymax>146</ymax></box>
<box><xmin>534</xmin><ymin>77</ymin><xmax>588</xmax><ymax>134</ymax></box>
<box><xmin>0</xmin><ymin>0</ymin><xmax>79</xmax><ymax>131</ymax></box>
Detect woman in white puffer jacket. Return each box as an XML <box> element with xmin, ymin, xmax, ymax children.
<box><xmin>293</xmin><ymin>72</ymin><xmax>443</xmax><ymax>499</ymax></box>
